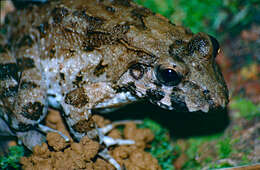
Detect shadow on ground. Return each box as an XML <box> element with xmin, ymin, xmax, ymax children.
<box><xmin>95</xmin><ymin>101</ymin><xmax>230</xmax><ymax>138</ymax></box>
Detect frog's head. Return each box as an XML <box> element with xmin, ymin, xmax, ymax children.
<box><xmin>119</xmin><ymin>33</ymin><xmax>229</xmax><ymax>112</ymax></box>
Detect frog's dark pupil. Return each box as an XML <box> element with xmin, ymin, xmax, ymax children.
<box><xmin>156</xmin><ymin>66</ymin><xmax>181</xmax><ymax>86</ymax></box>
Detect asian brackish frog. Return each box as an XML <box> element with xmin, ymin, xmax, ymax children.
<box><xmin>0</xmin><ymin>0</ymin><xmax>229</xmax><ymax>169</ymax></box>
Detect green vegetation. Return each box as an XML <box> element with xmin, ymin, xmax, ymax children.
<box><xmin>135</xmin><ymin>0</ymin><xmax>175</xmax><ymax>19</ymax></box>
<box><xmin>135</xmin><ymin>0</ymin><xmax>260</xmax><ymax>37</ymax></box>
<box><xmin>182</xmin><ymin>133</ymin><xmax>223</xmax><ymax>169</ymax></box>
<box><xmin>182</xmin><ymin>130</ymin><xmax>254</xmax><ymax>169</ymax></box>
<box><xmin>0</xmin><ymin>146</ymin><xmax>24</xmax><ymax>169</ymax></box>
<box><xmin>230</xmin><ymin>97</ymin><xmax>260</xmax><ymax>120</ymax></box>
<box><xmin>173</xmin><ymin>0</ymin><xmax>222</xmax><ymax>36</ymax></box>
<box><xmin>209</xmin><ymin>161</ymin><xmax>233</xmax><ymax>169</ymax></box>
<box><xmin>217</xmin><ymin>137</ymin><xmax>232</xmax><ymax>159</ymax></box>
<box><xmin>139</xmin><ymin>119</ymin><xmax>180</xmax><ymax>170</ymax></box>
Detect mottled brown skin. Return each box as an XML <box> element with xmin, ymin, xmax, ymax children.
<box><xmin>0</xmin><ymin>0</ymin><xmax>228</xmax><ymax>150</ymax></box>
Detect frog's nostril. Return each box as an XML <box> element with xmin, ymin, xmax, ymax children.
<box><xmin>203</xmin><ymin>89</ymin><xmax>210</xmax><ymax>95</ymax></box>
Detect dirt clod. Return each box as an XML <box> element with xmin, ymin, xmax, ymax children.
<box><xmin>20</xmin><ymin>110</ymin><xmax>160</xmax><ymax>170</ymax></box>
<box><xmin>46</xmin><ymin>132</ymin><xmax>69</xmax><ymax>151</ymax></box>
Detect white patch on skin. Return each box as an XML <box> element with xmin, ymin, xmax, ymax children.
<box><xmin>134</xmin><ymin>81</ymin><xmax>147</xmax><ymax>97</ymax></box>
<box><xmin>158</xmin><ymin>95</ymin><xmax>173</xmax><ymax>110</ymax></box>
<box><xmin>185</xmin><ymin>98</ymin><xmax>209</xmax><ymax>112</ymax></box>
<box><xmin>155</xmin><ymin>84</ymin><xmax>174</xmax><ymax>108</ymax></box>
<box><xmin>201</xmin><ymin>104</ymin><xmax>209</xmax><ymax>112</ymax></box>
<box><xmin>94</xmin><ymin>92</ymin><xmax>137</xmax><ymax>110</ymax></box>
<box><xmin>47</xmin><ymin>89</ymin><xmax>63</xmax><ymax>109</ymax></box>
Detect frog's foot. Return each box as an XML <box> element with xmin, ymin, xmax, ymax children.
<box><xmin>93</xmin><ymin>120</ymin><xmax>143</xmax><ymax>170</ymax></box>
<box><xmin>98</xmin><ymin>148</ymin><xmax>122</xmax><ymax>170</ymax></box>
<box><xmin>16</xmin><ymin>130</ymin><xmax>46</xmax><ymax>151</ymax></box>
<box><xmin>17</xmin><ymin>124</ymin><xmax>70</xmax><ymax>151</ymax></box>
<box><xmin>37</xmin><ymin>124</ymin><xmax>70</xmax><ymax>142</ymax></box>
<box><xmin>98</xmin><ymin>120</ymin><xmax>142</xmax><ymax>146</ymax></box>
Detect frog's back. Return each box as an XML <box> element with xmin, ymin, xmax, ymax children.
<box><xmin>3</xmin><ymin>0</ymin><xmax>191</xmax><ymax>87</ymax></box>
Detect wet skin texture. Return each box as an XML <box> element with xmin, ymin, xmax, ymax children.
<box><xmin>0</xmin><ymin>0</ymin><xmax>228</xmax><ymax>149</ymax></box>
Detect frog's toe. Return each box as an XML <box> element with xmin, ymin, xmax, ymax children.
<box><xmin>98</xmin><ymin>148</ymin><xmax>122</xmax><ymax>170</ymax></box>
<box><xmin>98</xmin><ymin>120</ymin><xmax>143</xmax><ymax>134</ymax></box>
<box><xmin>37</xmin><ymin>124</ymin><xmax>70</xmax><ymax>142</ymax></box>
<box><xmin>93</xmin><ymin>120</ymin><xmax>143</xmax><ymax>170</ymax></box>
<box><xmin>97</xmin><ymin>120</ymin><xmax>142</xmax><ymax>146</ymax></box>
<box><xmin>102</xmin><ymin>135</ymin><xmax>134</xmax><ymax>147</ymax></box>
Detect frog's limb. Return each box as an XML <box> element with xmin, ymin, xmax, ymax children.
<box><xmin>59</xmin><ymin>93</ymin><xmax>140</xmax><ymax>169</ymax></box>
<box><xmin>37</xmin><ymin>124</ymin><xmax>70</xmax><ymax>142</ymax></box>
<box><xmin>98</xmin><ymin>120</ymin><xmax>142</xmax><ymax>146</ymax></box>
<box><xmin>102</xmin><ymin>135</ymin><xmax>135</xmax><ymax>146</ymax></box>
<box><xmin>0</xmin><ymin>46</ymin><xmax>49</xmax><ymax>150</ymax></box>
<box><xmin>98</xmin><ymin>148</ymin><xmax>122</xmax><ymax>170</ymax></box>
<box><xmin>0</xmin><ymin>117</ymin><xmax>15</xmax><ymax>136</ymax></box>
<box><xmin>99</xmin><ymin>120</ymin><xmax>143</xmax><ymax>134</ymax></box>
<box><xmin>16</xmin><ymin>130</ymin><xmax>46</xmax><ymax>151</ymax></box>
<box><xmin>0</xmin><ymin>48</ymin><xmax>48</xmax><ymax>131</ymax></box>
<box><xmin>94</xmin><ymin>120</ymin><xmax>145</xmax><ymax>170</ymax></box>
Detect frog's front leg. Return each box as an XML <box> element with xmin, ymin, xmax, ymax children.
<box><xmin>0</xmin><ymin>52</ymin><xmax>67</xmax><ymax>150</ymax></box>
<box><xmin>59</xmin><ymin>84</ymin><xmax>138</xmax><ymax>169</ymax></box>
<box><xmin>58</xmin><ymin>105</ymin><xmax>123</xmax><ymax>170</ymax></box>
<box><xmin>60</xmin><ymin>107</ymin><xmax>137</xmax><ymax>170</ymax></box>
<box><xmin>60</xmin><ymin>96</ymin><xmax>136</xmax><ymax>145</ymax></box>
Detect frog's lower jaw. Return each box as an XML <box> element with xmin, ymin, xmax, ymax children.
<box><xmin>93</xmin><ymin>92</ymin><xmax>138</xmax><ymax>113</ymax></box>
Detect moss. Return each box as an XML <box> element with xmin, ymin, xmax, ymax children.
<box><xmin>217</xmin><ymin>137</ymin><xmax>232</xmax><ymax>159</ymax></box>
<box><xmin>209</xmin><ymin>161</ymin><xmax>233</xmax><ymax>169</ymax></box>
<box><xmin>181</xmin><ymin>128</ymin><xmax>255</xmax><ymax>169</ymax></box>
<box><xmin>241</xmin><ymin>155</ymin><xmax>250</xmax><ymax>165</ymax></box>
<box><xmin>182</xmin><ymin>160</ymin><xmax>201</xmax><ymax>170</ymax></box>
<box><xmin>182</xmin><ymin>133</ymin><xmax>223</xmax><ymax>169</ymax></box>
<box><xmin>139</xmin><ymin>119</ymin><xmax>179</xmax><ymax>170</ymax></box>
<box><xmin>230</xmin><ymin>97</ymin><xmax>260</xmax><ymax>120</ymax></box>
<box><xmin>233</xmin><ymin>125</ymin><xmax>242</xmax><ymax>131</ymax></box>
<box><xmin>0</xmin><ymin>146</ymin><xmax>24</xmax><ymax>169</ymax></box>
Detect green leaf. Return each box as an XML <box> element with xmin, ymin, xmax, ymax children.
<box><xmin>0</xmin><ymin>146</ymin><xmax>24</xmax><ymax>169</ymax></box>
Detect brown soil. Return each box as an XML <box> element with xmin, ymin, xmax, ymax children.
<box><xmin>20</xmin><ymin>109</ymin><xmax>161</xmax><ymax>170</ymax></box>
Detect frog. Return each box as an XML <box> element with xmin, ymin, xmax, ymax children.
<box><xmin>0</xmin><ymin>0</ymin><xmax>229</xmax><ymax>169</ymax></box>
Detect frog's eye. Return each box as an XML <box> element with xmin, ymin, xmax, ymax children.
<box><xmin>155</xmin><ymin>65</ymin><xmax>182</xmax><ymax>86</ymax></box>
<box><xmin>209</xmin><ymin>35</ymin><xmax>220</xmax><ymax>58</ymax></box>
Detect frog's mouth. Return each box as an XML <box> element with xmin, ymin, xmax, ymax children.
<box><xmin>155</xmin><ymin>94</ymin><xmax>226</xmax><ymax>113</ymax></box>
<box><xmin>150</xmin><ymin>80</ymin><xmax>228</xmax><ymax>113</ymax></box>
